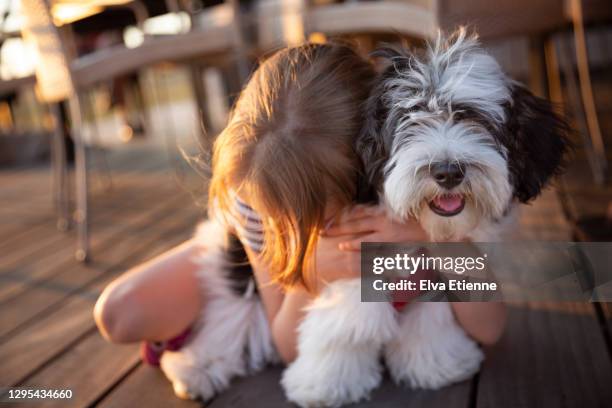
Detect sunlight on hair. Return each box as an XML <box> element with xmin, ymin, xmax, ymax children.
<box><xmin>308</xmin><ymin>32</ymin><xmax>327</xmax><ymax>44</ymax></box>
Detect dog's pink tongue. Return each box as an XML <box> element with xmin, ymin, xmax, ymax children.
<box><xmin>433</xmin><ymin>195</ymin><xmax>463</xmax><ymax>212</ymax></box>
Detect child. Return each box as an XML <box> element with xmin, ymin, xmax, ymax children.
<box><xmin>94</xmin><ymin>42</ymin><xmax>505</xmax><ymax>375</ymax></box>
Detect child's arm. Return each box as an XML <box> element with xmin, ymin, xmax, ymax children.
<box><xmin>245</xmin><ymin>233</ymin><xmax>361</xmax><ymax>363</ymax></box>
<box><xmin>450</xmin><ymin>303</ymin><xmax>507</xmax><ymax>345</ymax></box>
<box><xmin>244</xmin><ymin>248</ymin><xmax>309</xmax><ymax>363</ymax></box>
<box><xmin>243</xmin><ymin>246</ymin><xmax>285</xmax><ymax>325</ymax></box>
<box><xmin>329</xmin><ymin>205</ymin><xmax>507</xmax><ymax>345</ymax></box>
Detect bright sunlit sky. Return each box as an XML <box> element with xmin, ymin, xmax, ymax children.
<box><xmin>0</xmin><ymin>0</ymin><xmax>35</xmax><ymax>79</ymax></box>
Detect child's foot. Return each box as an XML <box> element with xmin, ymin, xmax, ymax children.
<box><xmin>140</xmin><ymin>328</ymin><xmax>191</xmax><ymax>367</ymax></box>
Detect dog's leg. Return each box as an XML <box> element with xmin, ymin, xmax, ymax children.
<box><xmin>161</xmin><ymin>293</ymin><xmax>275</xmax><ymax>400</ymax></box>
<box><xmin>282</xmin><ymin>279</ymin><xmax>397</xmax><ymax>407</ymax></box>
<box><xmin>160</xmin><ymin>220</ymin><xmax>277</xmax><ymax>400</ymax></box>
<box><xmin>384</xmin><ymin>302</ymin><xmax>484</xmax><ymax>389</ymax></box>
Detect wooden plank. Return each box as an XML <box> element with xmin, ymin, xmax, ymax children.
<box><xmin>97</xmin><ymin>364</ymin><xmax>199</xmax><ymax>408</ymax></box>
<box><xmin>13</xmin><ymin>231</ymin><xmax>194</xmax><ymax>408</ymax></box>
<box><xmin>599</xmin><ymin>302</ymin><xmax>612</xmax><ymax>347</ymax></box>
<box><xmin>0</xmin><ymin>171</ymin><xmax>177</xmax><ymax>247</ymax></box>
<box><xmin>476</xmin><ymin>303</ymin><xmax>612</xmax><ymax>407</ymax></box>
<box><xmin>0</xmin><ymin>215</ymin><xmax>52</xmax><ymax>247</ymax></box>
<box><xmin>206</xmin><ymin>366</ymin><xmax>472</xmax><ymax>408</ymax></box>
<box><xmin>0</xmin><ymin>181</ymin><xmax>189</xmax><ymax>302</ymax></box>
<box><xmin>17</xmin><ymin>333</ymin><xmax>139</xmax><ymax>408</ymax></box>
<box><xmin>0</xmin><ymin>291</ymin><xmax>100</xmax><ymax>386</ymax></box>
<box><xmin>0</xmin><ymin>166</ymin><xmax>184</xmax><ymax>250</ymax></box>
<box><xmin>0</xmin><ymin>163</ymin><xmax>195</xmax><ymax>271</ymax></box>
<box><xmin>0</xmin><ymin>182</ymin><xmax>183</xmax><ymax>280</ymax></box>
<box><xmin>0</xmin><ymin>164</ymin><xmax>194</xmax><ymax>272</ymax></box>
<box><xmin>0</xmin><ymin>210</ymin><xmax>198</xmax><ymax>387</ymax></box>
<box><xmin>0</xmin><ymin>198</ymin><xmax>199</xmax><ymax>339</ymax></box>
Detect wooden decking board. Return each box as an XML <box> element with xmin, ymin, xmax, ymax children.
<box><xmin>0</xmin><ymin>215</ymin><xmax>53</xmax><ymax>245</ymax></box>
<box><xmin>0</xmin><ymin>182</ymin><xmax>194</xmax><ymax>302</ymax></box>
<box><xmin>0</xmin><ymin>210</ymin><xmax>198</xmax><ymax>388</ymax></box>
<box><xmin>17</xmin><ymin>332</ymin><xmax>140</xmax><ymax>408</ymax></box>
<box><xmin>0</xmin><ymin>171</ymin><xmax>195</xmax><ymax>275</ymax></box>
<box><xmin>0</xmin><ymin>226</ymin><xmax>80</xmax><ymax>274</ymax></box>
<box><xmin>596</xmin><ymin>302</ymin><xmax>612</xmax><ymax>361</ymax></box>
<box><xmin>0</xmin><ymin>168</ymin><xmax>188</xmax><ymax>251</ymax></box>
<box><xmin>0</xmin><ymin>201</ymin><xmax>200</xmax><ymax>340</ymax></box>
<box><xmin>0</xmin><ymin>292</ymin><xmax>99</xmax><ymax>386</ymax></box>
<box><xmin>3</xmin><ymin>191</ymin><xmax>182</xmax><ymax>306</ymax></box>
<box><xmin>205</xmin><ymin>367</ymin><xmax>472</xmax><ymax>408</ymax></box>
<box><xmin>476</xmin><ymin>303</ymin><xmax>612</xmax><ymax>408</ymax></box>
<box><xmin>96</xmin><ymin>364</ymin><xmax>200</xmax><ymax>408</ymax></box>
<box><xmin>13</xmin><ymin>231</ymin><xmax>197</xmax><ymax>408</ymax></box>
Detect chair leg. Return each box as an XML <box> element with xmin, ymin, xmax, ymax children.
<box><xmin>544</xmin><ymin>37</ymin><xmax>563</xmax><ymax>105</ymax></box>
<box><xmin>188</xmin><ymin>63</ymin><xmax>211</xmax><ymax>141</ymax></box>
<box><xmin>543</xmin><ymin>36</ymin><xmax>578</xmax><ymax>223</ymax></box>
<box><xmin>555</xmin><ymin>31</ymin><xmax>605</xmax><ymax>185</ymax></box>
<box><xmin>50</xmin><ymin>103</ymin><xmax>70</xmax><ymax>232</ymax></box>
<box><xmin>569</xmin><ymin>0</ymin><xmax>607</xmax><ymax>183</ymax></box>
<box><xmin>85</xmin><ymin>90</ymin><xmax>113</xmax><ymax>191</ymax></box>
<box><xmin>68</xmin><ymin>94</ymin><xmax>89</xmax><ymax>262</ymax></box>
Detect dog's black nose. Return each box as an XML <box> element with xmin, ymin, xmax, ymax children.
<box><xmin>430</xmin><ymin>162</ymin><xmax>465</xmax><ymax>189</ymax></box>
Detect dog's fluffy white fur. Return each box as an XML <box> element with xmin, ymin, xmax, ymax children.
<box><xmin>160</xmin><ymin>219</ymin><xmax>278</xmax><ymax>400</ymax></box>
<box><xmin>282</xmin><ymin>279</ymin><xmax>397</xmax><ymax>406</ymax></box>
<box><xmin>161</xmin><ymin>29</ymin><xmax>568</xmax><ymax>407</ymax></box>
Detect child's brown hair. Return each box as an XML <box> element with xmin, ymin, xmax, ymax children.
<box><xmin>209</xmin><ymin>43</ymin><xmax>375</xmax><ymax>289</ymax></box>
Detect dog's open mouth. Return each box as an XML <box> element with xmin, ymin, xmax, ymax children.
<box><xmin>428</xmin><ymin>194</ymin><xmax>465</xmax><ymax>217</ymax></box>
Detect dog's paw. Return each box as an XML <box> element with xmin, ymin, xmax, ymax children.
<box><xmin>385</xmin><ymin>303</ymin><xmax>484</xmax><ymax>389</ymax></box>
<box><xmin>385</xmin><ymin>333</ymin><xmax>484</xmax><ymax>389</ymax></box>
<box><xmin>281</xmin><ymin>348</ymin><xmax>382</xmax><ymax>407</ymax></box>
<box><xmin>300</xmin><ymin>279</ymin><xmax>397</xmax><ymax>351</ymax></box>
<box><xmin>160</xmin><ymin>350</ymin><xmax>217</xmax><ymax>401</ymax></box>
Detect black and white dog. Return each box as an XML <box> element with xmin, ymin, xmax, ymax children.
<box><xmin>281</xmin><ymin>29</ymin><xmax>570</xmax><ymax>407</ymax></box>
<box><xmin>161</xmin><ymin>29</ymin><xmax>569</xmax><ymax>407</ymax></box>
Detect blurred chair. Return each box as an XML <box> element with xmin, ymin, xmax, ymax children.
<box><xmin>307</xmin><ymin>0</ymin><xmax>437</xmax><ymax>40</ymax></box>
<box><xmin>255</xmin><ymin>0</ymin><xmax>438</xmax><ymax>50</ymax></box>
<box><xmin>22</xmin><ymin>0</ymin><xmax>89</xmax><ymax>259</ymax></box>
<box><xmin>21</xmin><ymin>0</ymin><xmax>252</xmax><ymax>262</ymax></box>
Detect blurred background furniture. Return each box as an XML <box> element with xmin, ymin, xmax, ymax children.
<box><xmin>2</xmin><ymin>0</ymin><xmax>611</xmax><ymax>258</ymax></box>
<box><xmin>16</xmin><ymin>0</ymin><xmax>255</xmax><ymax>261</ymax></box>
<box><xmin>438</xmin><ymin>0</ymin><xmax>611</xmax><ymax>186</ymax></box>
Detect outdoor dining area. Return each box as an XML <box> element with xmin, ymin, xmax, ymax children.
<box><xmin>1</xmin><ymin>0</ymin><xmax>612</xmax><ymax>407</ymax></box>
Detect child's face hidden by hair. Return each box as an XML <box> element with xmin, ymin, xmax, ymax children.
<box><xmin>209</xmin><ymin>43</ymin><xmax>375</xmax><ymax>290</ymax></box>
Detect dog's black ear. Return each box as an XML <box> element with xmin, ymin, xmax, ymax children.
<box><xmin>356</xmin><ymin>46</ymin><xmax>416</xmax><ymax>203</ymax></box>
<box><xmin>356</xmin><ymin>71</ymin><xmax>392</xmax><ymax>203</ymax></box>
<box><xmin>503</xmin><ymin>84</ymin><xmax>571</xmax><ymax>203</ymax></box>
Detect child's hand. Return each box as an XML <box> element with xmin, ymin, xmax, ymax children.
<box><xmin>322</xmin><ymin>205</ymin><xmax>428</xmax><ymax>251</ymax></box>
<box><xmin>312</xmin><ymin>233</ymin><xmax>361</xmax><ymax>292</ymax></box>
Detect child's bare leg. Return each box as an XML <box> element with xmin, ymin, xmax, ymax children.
<box><xmin>94</xmin><ymin>239</ymin><xmax>204</xmax><ymax>343</ymax></box>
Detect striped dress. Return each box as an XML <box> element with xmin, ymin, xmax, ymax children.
<box><xmin>225</xmin><ymin>193</ymin><xmax>265</xmax><ymax>254</ymax></box>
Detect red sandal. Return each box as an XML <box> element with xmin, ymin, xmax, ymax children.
<box><xmin>140</xmin><ymin>327</ymin><xmax>192</xmax><ymax>366</ymax></box>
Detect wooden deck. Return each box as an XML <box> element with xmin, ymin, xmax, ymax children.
<box><xmin>1</xmin><ymin>148</ymin><xmax>611</xmax><ymax>408</ymax></box>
